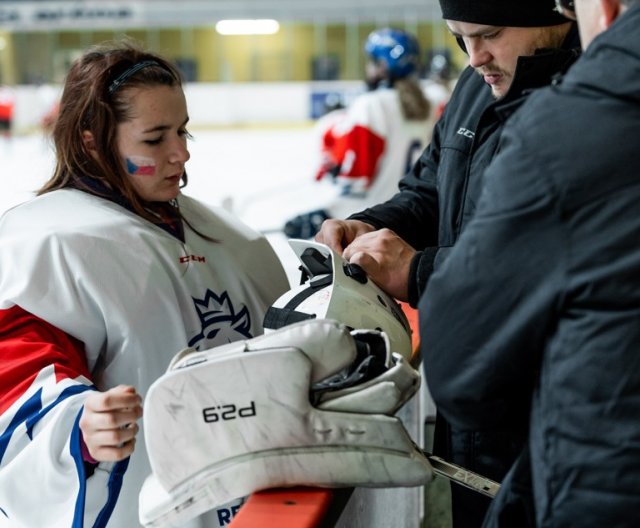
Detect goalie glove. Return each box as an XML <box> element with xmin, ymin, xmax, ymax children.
<box><xmin>139</xmin><ymin>319</ymin><xmax>431</xmax><ymax>527</ymax></box>
<box><xmin>283</xmin><ymin>209</ymin><xmax>331</xmax><ymax>239</ymax></box>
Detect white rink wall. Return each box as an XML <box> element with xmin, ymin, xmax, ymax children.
<box><xmin>6</xmin><ymin>81</ymin><xmax>365</xmax><ymax>134</ymax></box>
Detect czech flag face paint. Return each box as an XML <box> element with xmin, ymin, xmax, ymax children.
<box><xmin>126</xmin><ymin>155</ymin><xmax>156</xmax><ymax>176</ymax></box>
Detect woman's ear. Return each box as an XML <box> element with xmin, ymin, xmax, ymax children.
<box><xmin>82</xmin><ymin>130</ymin><xmax>99</xmax><ymax>160</ymax></box>
<box><xmin>82</xmin><ymin>130</ymin><xmax>96</xmax><ymax>151</ymax></box>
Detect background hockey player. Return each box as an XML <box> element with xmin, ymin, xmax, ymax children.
<box><xmin>0</xmin><ymin>41</ymin><xmax>288</xmax><ymax>527</ymax></box>
<box><xmin>284</xmin><ymin>28</ymin><xmax>448</xmax><ymax>239</ymax></box>
<box><xmin>0</xmin><ymin>85</ymin><xmax>15</xmax><ymax>137</ymax></box>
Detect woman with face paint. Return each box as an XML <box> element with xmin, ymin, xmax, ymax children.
<box><xmin>0</xmin><ymin>42</ymin><xmax>289</xmax><ymax>527</ymax></box>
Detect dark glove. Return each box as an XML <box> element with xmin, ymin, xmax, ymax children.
<box><xmin>283</xmin><ymin>209</ymin><xmax>331</xmax><ymax>239</ymax></box>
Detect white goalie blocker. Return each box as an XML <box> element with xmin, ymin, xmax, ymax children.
<box><xmin>139</xmin><ymin>242</ymin><xmax>432</xmax><ymax>527</ymax></box>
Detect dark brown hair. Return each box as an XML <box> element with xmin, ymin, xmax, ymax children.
<box><xmin>38</xmin><ymin>40</ymin><xmax>185</xmax><ymax>225</ymax></box>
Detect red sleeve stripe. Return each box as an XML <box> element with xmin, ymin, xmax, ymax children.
<box><xmin>0</xmin><ymin>305</ymin><xmax>90</xmax><ymax>415</ymax></box>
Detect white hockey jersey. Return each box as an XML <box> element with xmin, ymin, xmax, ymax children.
<box><xmin>315</xmin><ymin>86</ymin><xmax>445</xmax><ymax>219</ymax></box>
<box><xmin>0</xmin><ymin>189</ymin><xmax>289</xmax><ymax>527</ymax></box>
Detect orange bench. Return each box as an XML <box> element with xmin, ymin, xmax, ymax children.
<box><xmin>230</xmin><ymin>487</ymin><xmax>353</xmax><ymax>528</ymax></box>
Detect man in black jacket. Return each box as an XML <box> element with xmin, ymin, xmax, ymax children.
<box><xmin>316</xmin><ymin>1</ymin><xmax>579</xmax><ymax>526</ymax></box>
<box><xmin>421</xmin><ymin>0</ymin><xmax>640</xmax><ymax>526</ymax></box>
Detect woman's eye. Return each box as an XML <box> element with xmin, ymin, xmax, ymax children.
<box><xmin>144</xmin><ymin>137</ymin><xmax>163</xmax><ymax>146</ymax></box>
<box><xmin>180</xmin><ymin>128</ymin><xmax>194</xmax><ymax>140</ymax></box>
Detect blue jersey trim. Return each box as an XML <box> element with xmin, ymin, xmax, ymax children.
<box><xmin>71</xmin><ymin>409</ymin><xmax>89</xmax><ymax>528</ymax></box>
<box><xmin>1</xmin><ymin>383</ymin><xmax>91</xmax><ymax>463</ymax></box>
<box><xmin>0</xmin><ymin>388</ymin><xmax>43</xmax><ymax>463</ymax></box>
<box><xmin>93</xmin><ymin>457</ymin><xmax>129</xmax><ymax>527</ymax></box>
<box><xmin>71</xmin><ymin>408</ymin><xmax>130</xmax><ymax>528</ymax></box>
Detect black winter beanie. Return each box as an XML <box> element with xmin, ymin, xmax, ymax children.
<box><xmin>439</xmin><ymin>0</ymin><xmax>568</xmax><ymax>27</ymax></box>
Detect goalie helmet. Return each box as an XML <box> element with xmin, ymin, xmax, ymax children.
<box><xmin>263</xmin><ymin>239</ymin><xmax>413</xmax><ymax>361</ymax></box>
<box><xmin>364</xmin><ymin>28</ymin><xmax>420</xmax><ymax>79</ymax></box>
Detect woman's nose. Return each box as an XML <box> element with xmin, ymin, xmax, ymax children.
<box><xmin>170</xmin><ymin>138</ymin><xmax>190</xmax><ymax>164</ymax></box>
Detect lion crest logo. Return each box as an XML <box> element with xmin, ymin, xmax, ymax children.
<box><xmin>188</xmin><ymin>289</ymin><xmax>252</xmax><ymax>350</ymax></box>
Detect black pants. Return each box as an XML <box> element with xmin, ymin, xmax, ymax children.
<box><xmin>482</xmin><ymin>448</ymin><xmax>536</xmax><ymax>528</ymax></box>
<box><xmin>433</xmin><ymin>414</ymin><xmax>526</xmax><ymax>528</ymax></box>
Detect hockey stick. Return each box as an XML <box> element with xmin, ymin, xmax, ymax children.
<box><xmin>423</xmin><ymin>452</ymin><xmax>501</xmax><ymax>498</ymax></box>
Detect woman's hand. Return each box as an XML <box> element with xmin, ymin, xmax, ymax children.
<box><xmin>79</xmin><ymin>385</ymin><xmax>143</xmax><ymax>462</ymax></box>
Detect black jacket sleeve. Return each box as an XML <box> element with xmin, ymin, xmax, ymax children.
<box><xmin>418</xmin><ymin>114</ymin><xmax>565</xmax><ymax>432</ymax></box>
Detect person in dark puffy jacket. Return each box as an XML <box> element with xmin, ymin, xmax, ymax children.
<box><xmin>421</xmin><ymin>0</ymin><xmax>640</xmax><ymax>526</ymax></box>
<box><xmin>316</xmin><ymin>1</ymin><xmax>580</xmax><ymax>526</ymax></box>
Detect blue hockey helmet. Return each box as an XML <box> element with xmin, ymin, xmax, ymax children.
<box><xmin>364</xmin><ymin>28</ymin><xmax>420</xmax><ymax>79</ymax></box>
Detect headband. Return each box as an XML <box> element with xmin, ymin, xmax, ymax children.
<box><xmin>108</xmin><ymin>60</ymin><xmax>160</xmax><ymax>95</ymax></box>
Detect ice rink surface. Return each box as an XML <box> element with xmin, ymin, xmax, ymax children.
<box><xmin>0</xmin><ymin>127</ymin><xmax>337</xmax><ymax>285</ymax></box>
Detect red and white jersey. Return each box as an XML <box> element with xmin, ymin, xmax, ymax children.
<box><xmin>315</xmin><ymin>86</ymin><xmax>443</xmax><ymax>219</ymax></box>
<box><xmin>0</xmin><ymin>87</ymin><xmax>14</xmax><ymax>121</ymax></box>
<box><xmin>0</xmin><ymin>189</ymin><xmax>289</xmax><ymax>527</ymax></box>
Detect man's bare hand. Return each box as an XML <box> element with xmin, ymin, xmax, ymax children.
<box><xmin>79</xmin><ymin>385</ymin><xmax>143</xmax><ymax>462</ymax></box>
<box><xmin>314</xmin><ymin>219</ymin><xmax>375</xmax><ymax>254</ymax></box>
<box><xmin>343</xmin><ymin>228</ymin><xmax>415</xmax><ymax>301</ymax></box>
